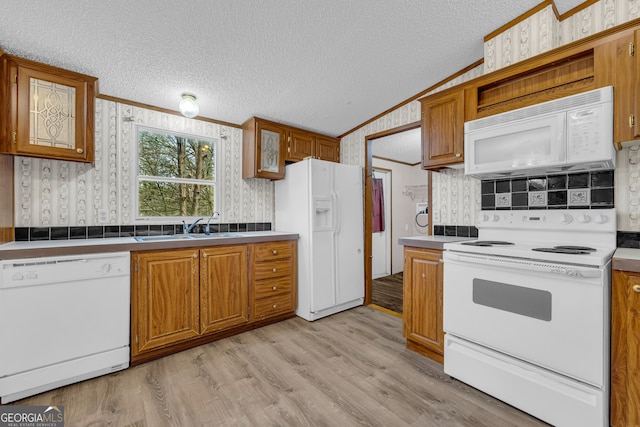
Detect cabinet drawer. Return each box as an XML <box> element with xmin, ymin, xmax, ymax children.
<box><xmin>254</xmin><ymin>293</ymin><xmax>293</xmax><ymax>318</ymax></box>
<box><xmin>254</xmin><ymin>259</ymin><xmax>291</xmax><ymax>280</ymax></box>
<box><xmin>254</xmin><ymin>242</ymin><xmax>293</xmax><ymax>261</ymax></box>
<box><xmin>254</xmin><ymin>276</ymin><xmax>292</xmax><ymax>299</ymax></box>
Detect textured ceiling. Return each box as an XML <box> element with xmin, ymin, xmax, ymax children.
<box><xmin>372</xmin><ymin>128</ymin><xmax>422</xmax><ymax>165</ymax></box>
<box><xmin>0</xmin><ymin>1</ymin><xmax>583</xmax><ymax>138</ymax></box>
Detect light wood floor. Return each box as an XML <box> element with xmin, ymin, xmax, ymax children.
<box><xmin>15</xmin><ymin>307</ymin><xmax>548</xmax><ymax>426</ymax></box>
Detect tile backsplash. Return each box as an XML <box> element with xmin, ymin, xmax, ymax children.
<box><xmin>433</xmin><ymin>225</ymin><xmax>478</xmax><ymax>238</ymax></box>
<box><xmin>480</xmin><ymin>170</ymin><xmax>614</xmax><ymax>210</ymax></box>
<box><xmin>14</xmin><ymin>222</ymin><xmax>272</xmax><ymax>241</ymax></box>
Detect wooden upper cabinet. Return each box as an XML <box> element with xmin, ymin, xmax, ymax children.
<box><xmin>594</xmin><ymin>32</ymin><xmax>636</xmax><ymax>148</ymax></box>
<box><xmin>200</xmin><ymin>245</ymin><xmax>249</xmax><ymax>334</ymax></box>
<box><xmin>0</xmin><ymin>54</ymin><xmax>97</xmax><ymax>163</ymax></box>
<box><xmin>420</xmin><ymin>89</ymin><xmax>464</xmax><ymax>170</ymax></box>
<box><xmin>286</xmin><ymin>131</ymin><xmax>340</xmax><ymax>163</ymax></box>
<box><xmin>242</xmin><ymin>117</ymin><xmax>286</xmax><ymax>180</ymax></box>
<box><xmin>286</xmin><ymin>129</ymin><xmax>315</xmax><ymax>162</ymax></box>
<box><xmin>315</xmin><ymin>135</ymin><xmax>340</xmax><ymax>163</ymax></box>
<box><xmin>243</xmin><ymin>117</ymin><xmax>340</xmax><ymax>179</ymax></box>
<box><xmin>634</xmin><ymin>29</ymin><xmax>640</xmax><ymax>142</ymax></box>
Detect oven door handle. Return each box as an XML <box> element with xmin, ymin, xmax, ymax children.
<box><xmin>444</xmin><ymin>251</ymin><xmax>603</xmax><ymax>279</ymax></box>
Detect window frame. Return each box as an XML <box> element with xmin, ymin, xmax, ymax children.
<box><xmin>132</xmin><ymin>124</ymin><xmax>220</xmax><ymax>223</ymax></box>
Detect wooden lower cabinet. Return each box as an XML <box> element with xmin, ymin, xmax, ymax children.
<box><xmin>611</xmin><ymin>269</ymin><xmax>640</xmax><ymax>427</ymax></box>
<box><xmin>403</xmin><ymin>246</ymin><xmax>444</xmax><ymax>363</ymax></box>
<box><xmin>131</xmin><ymin>240</ymin><xmax>296</xmax><ymax>364</ymax></box>
<box><xmin>200</xmin><ymin>246</ymin><xmax>249</xmax><ymax>334</ymax></box>
<box><xmin>250</xmin><ymin>240</ymin><xmax>297</xmax><ymax>319</ymax></box>
<box><xmin>131</xmin><ymin>249</ymin><xmax>201</xmax><ymax>356</ymax></box>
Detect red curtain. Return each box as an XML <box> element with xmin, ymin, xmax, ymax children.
<box><xmin>372</xmin><ymin>177</ymin><xmax>385</xmax><ymax>233</ymax></box>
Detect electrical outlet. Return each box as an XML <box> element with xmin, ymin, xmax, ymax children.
<box><xmin>432</xmin><ymin>209</ymin><xmax>441</xmax><ymax>223</ymax></box>
<box><xmin>97</xmin><ymin>208</ymin><xmax>109</xmax><ymax>224</ymax></box>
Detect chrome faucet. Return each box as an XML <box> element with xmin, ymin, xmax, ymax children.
<box><xmin>205</xmin><ymin>211</ymin><xmax>220</xmax><ymax>235</ymax></box>
<box><xmin>182</xmin><ymin>217</ymin><xmax>204</xmax><ymax>234</ymax></box>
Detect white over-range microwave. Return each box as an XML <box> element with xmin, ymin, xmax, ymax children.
<box><xmin>464</xmin><ymin>86</ymin><xmax>615</xmax><ymax>179</ymax></box>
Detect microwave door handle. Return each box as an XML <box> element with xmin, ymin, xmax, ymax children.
<box><xmin>558</xmin><ymin>113</ymin><xmax>567</xmax><ymax>162</ymax></box>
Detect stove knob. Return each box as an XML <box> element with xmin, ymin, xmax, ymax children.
<box><xmin>577</xmin><ymin>214</ymin><xmax>591</xmax><ymax>223</ymax></box>
<box><xmin>593</xmin><ymin>214</ymin><xmax>608</xmax><ymax>224</ymax></box>
<box><xmin>480</xmin><ymin>214</ymin><xmax>490</xmax><ymax>222</ymax></box>
<box><xmin>560</xmin><ymin>214</ymin><xmax>573</xmax><ymax>224</ymax></box>
<box><xmin>492</xmin><ymin>215</ymin><xmax>500</xmax><ymax>222</ymax></box>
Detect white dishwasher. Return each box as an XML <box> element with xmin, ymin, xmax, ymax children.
<box><xmin>0</xmin><ymin>251</ymin><xmax>130</xmax><ymax>403</ymax></box>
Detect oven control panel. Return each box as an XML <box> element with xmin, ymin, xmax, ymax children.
<box><xmin>477</xmin><ymin>209</ymin><xmax>615</xmax><ymax>233</ymax></box>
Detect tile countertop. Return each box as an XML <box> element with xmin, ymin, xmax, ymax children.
<box><xmin>398</xmin><ymin>235</ymin><xmax>475</xmax><ymax>251</ymax></box>
<box><xmin>0</xmin><ymin>231</ymin><xmax>299</xmax><ymax>261</ymax></box>
<box><xmin>613</xmin><ymin>247</ymin><xmax>640</xmax><ymax>273</ymax></box>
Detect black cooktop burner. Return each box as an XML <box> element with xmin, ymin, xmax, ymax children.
<box><xmin>553</xmin><ymin>245</ymin><xmax>596</xmax><ymax>252</ymax></box>
<box><xmin>461</xmin><ymin>241</ymin><xmax>515</xmax><ymax>247</ymax></box>
<box><xmin>532</xmin><ymin>245</ymin><xmax>597</xmax><ymax>255</ymax></box>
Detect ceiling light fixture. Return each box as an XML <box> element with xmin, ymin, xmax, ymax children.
<box><xmin>179</xmin><ymin>93</ymin><xmax>199</xmax><ymax>118</ymax></box>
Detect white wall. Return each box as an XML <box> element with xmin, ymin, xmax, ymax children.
<box><xmin>14</xmin><ymin>99</ymin><xmax>274</xmax><ymax>227</ymax></box>
<box><xmin>373</xmin><ymin>158</ymin><xmax>429</xmax><ymax>274</ymax></box>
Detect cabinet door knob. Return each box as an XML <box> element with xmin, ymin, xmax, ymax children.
<box><xmin>272</xmin><ymin>286</ymin><xmax>277</xmax><ymax>291</ymax></box>
<box><xmin>195</xmin><ymin>253</ymin><xmax>200</xmax><ymax>258</ymax></box>
<box><xmin>455</xmin><ymin>153</ymin><xmax>461</xmax><ymax>158</ymax></box>
<box><xmin>272</xmin><ymin>250</ymin><xmax>278</xmax><ymax>255</ymax></box>
<box><xmin>272</xmin><ymin>304</ymin><xmax>277</xmax><ymax>309</ymax></box>
<box><xmin>421</xmin><ymin>273</ymin><xmax>426</xmax><ymax>278</ymax></box>
<box><xmin>258</xmin><ymin>168</ymin><xmax>262</xmax><ymax>172</ymax></box>
<box><xmin>76</xmin><ymin>148</ymin><xmax>84</xmax><ymax>154</ymax></box>
<box><xmin>633</xmin><ymin>284</ymin><xmax>640</xmax><ymax>293</ymax></box>
<box><xmin>272</xmin><ymin>267</ymin><xmax>277</xmax><ymax>272</ymax></box>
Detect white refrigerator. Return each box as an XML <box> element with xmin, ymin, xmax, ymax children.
<box><xmin>275</xmin><ymin>158</ymin><xmax>364</xmax><ymax>321</ymax></box>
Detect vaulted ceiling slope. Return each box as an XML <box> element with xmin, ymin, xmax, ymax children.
<box><xmin>0</xmin><ymin>1</ymin><xmax>583</xmax><ymax>137</ymax></box>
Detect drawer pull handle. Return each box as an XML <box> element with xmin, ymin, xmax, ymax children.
<box><xmin>272</xmin><ymin>268</ymin><xmax>277</xmax><ymax>272</ymax></box>
<box><xmin>272</xmin><ymin>250</ymin><xmax>278</xmax><ymax>255</ymax></box>
<box><xmin>633</xmin><ymin>285</ymin><xmax>640</xmax><ymax>293</ymax></box>
<box><xmin>272</xmin><ymin>286</ymin><xmax>277</xmax><ymax>291</ymax></box>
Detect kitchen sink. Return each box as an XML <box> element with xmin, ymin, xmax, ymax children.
<box><xmin>135</xmin><ymin>233</ymin><xmax>243</xmax><ymax>242</ymax></box>
<box><xmin>190</xmin><ymin>233</ymin><xmax>243</xmax><ymax>238</ymax></box>
<box><xmin>134</xmin><ymin>234</ymin><xmax>196</xmax><ymax>242</ymax></box>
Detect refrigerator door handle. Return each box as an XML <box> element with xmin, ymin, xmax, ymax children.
<box><xmin>332</xmin><ymin>191</ymin><xmax>341</xmax><ymax>235</ymax></box>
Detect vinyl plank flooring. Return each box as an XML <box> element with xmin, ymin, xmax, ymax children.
<box><xmin>14</xmin><ymin>306</ymin><xmax>548</xmax><ymax>426</ymax></box>
<box><xmin>372</xmin><ymin>272</ymin><xmax>404</xmax><ymax>313</ymax></box>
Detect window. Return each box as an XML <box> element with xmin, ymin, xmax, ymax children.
<box><xmin>135</xmin><ymin>126</ymin><xmax>217</xmax><ymax>219</ymax></box>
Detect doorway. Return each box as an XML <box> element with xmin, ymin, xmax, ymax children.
<box><xmin>364</xmin><ymin>121</ymin><xmax>431</xmax><ymax>315</ymax></box>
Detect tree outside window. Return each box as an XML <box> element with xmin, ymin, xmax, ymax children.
<box><xmin>136</xmin><ymin>127</ymin><xmax>217</xmax><ymax>218</ymax></box>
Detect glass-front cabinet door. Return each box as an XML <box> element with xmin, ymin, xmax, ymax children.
<box><xmin>258</xmin><ymin>126</ymin><xmax>283</xmax><ymax>174</ymax></box>
<box><xmin>1</xmin><ymin>55</ymin><xmax>97</xmax><ymax>163</ymax></box>
<box><xmin>242</xmin><ymin>117</ymin><xmax>286</xmax><ymax>180</ymax></box>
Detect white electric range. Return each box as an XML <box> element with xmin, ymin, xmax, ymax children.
<box><xmin>443</xmin><ymin>208</ymin><xmax>616</xmax><ymax>427</ymax></box>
